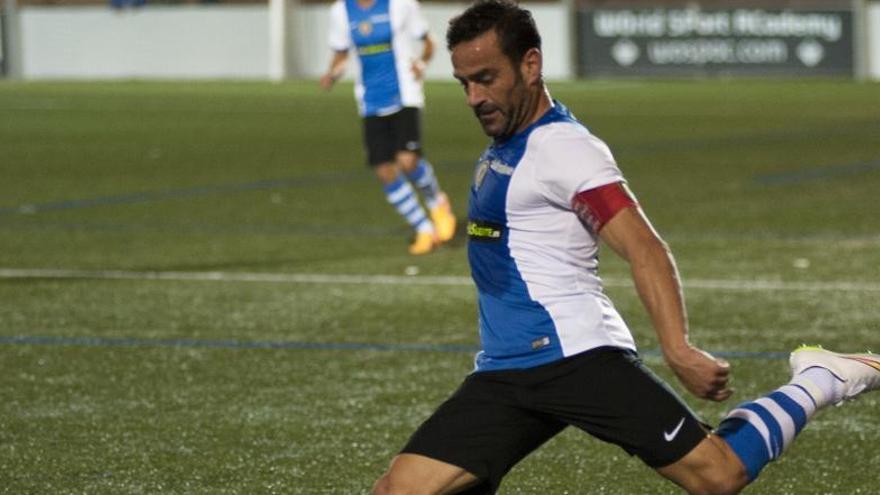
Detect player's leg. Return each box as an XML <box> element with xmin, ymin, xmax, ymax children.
<box><xmin>374</xmin><ymin>370</ymin><xmax>566</xmax><ymax>494</ymax></box>
<box><xmin>658</xmin><ymin>346</ymin><xmax>880</xmax><ymax>494</ymax></box>
<box><xmin>372</xmin><ymin>454</ymin><xmax>481</xmax><ymax>495</ymax></box>
<box><xmin>531</xmin><ymin>348</ymin><xmax>732</xmax><ymax>492</ymax></box>
<box><xmin>712</xmin><ymin>347</ymin><xmax>880</xmax><ymax>481</ymax></box>
<box><xmin>393</xmin><ymin>108</ymin><xmax>456</xmax><ymax>243</ymax></box>
<box><xmin>392</xmin><ymin>107</ymin><xmax>440</xmax><ymax>206</ymax></box>
<box><xmin>363</xmin><ymin>113</ymin><xmax>436</xmax><ymax>255</ymax></box>
<box><xmin>396</xmin><ymin>148</ymin><xmax>456</xmax><ymax>247</ymax></box>
<box><xmin>655</xmin><ymin>434</ymin><xmax>748</xmax><ymax>495</ymax></box>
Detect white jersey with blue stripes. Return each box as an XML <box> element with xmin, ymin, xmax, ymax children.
<box><xmin>467</xmin><ymin>102</ymin><xmax>636</xmax><ymax>372</ymax></box>
<box><xmin>328</xmin><ymin>0</ymin><xmax>428</xmax><ymax>117</ymax></box>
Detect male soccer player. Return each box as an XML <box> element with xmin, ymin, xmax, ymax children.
<box><xmin>321</xmin><ymin>0</ymin><xmax>456</xmax><ymax>255</ymax></box>
<box><xmin>372</xmin><ymin>1</ymin><xmax>880</xmax><ymax>493</ymax></box>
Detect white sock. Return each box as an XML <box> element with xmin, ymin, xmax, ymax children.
<box><xmin>791</xmin><ymin>366</ymin><xmax>846</xmax><ymax>407</ymax></box>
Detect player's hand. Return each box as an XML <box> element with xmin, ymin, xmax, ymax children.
<box><xmin>319</xmin><ymin>73</ymin><xmax>336</xmax><ymax>91</ymax></box>
<box><xmin>411</xmin><ymin>60</ymin><xmax>426</xmax><ymax>80</ymax></box>
<box><xmin>664</xmin><ymin>345</ymin><xmax>734</xmax><ymax>402</ymax></box>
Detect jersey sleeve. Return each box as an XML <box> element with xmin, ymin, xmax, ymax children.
<box><xmin>403</xmin><ymin>0</ymin><xmax>430</xmax><ymax>40</ymax></box>
<box><xmin>327</xmin><ymin>1</ymin><xmax>350</xmax><ymax>52</ymax></box>
<box><xmin>534</xmin><ymin>124</ymin><xmax>626</xmax><ymax>210</ymax></box>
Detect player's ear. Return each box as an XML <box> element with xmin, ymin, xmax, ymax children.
<box><xmin>520</xmin><ymin>48</ymin><xmax>543</xmax><ymax>86</ymax></box>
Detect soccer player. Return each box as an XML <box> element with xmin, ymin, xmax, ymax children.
<box><xmin>371</xmin><ymin>1</ymin><xmax>880</xmax><ymax>493</ymax></box>
<box><xmin>321</xmin><ymin>0</ymin><xmax>456</xmax><ymax>255</ymax></box>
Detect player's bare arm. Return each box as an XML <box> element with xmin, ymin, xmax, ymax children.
<box><xmin>598</xmin><ymin>205</ymin><xmax>733</xmax><ymax>402</ymax></box>
<box><xmin>320</xmin><ymin>50</ymin><xmax>349</xmax><ymax>91</ymax></box>
<box><xmin>411</xmin><ymin>33</ymin><xmax>434</xmax><ymax>80</ymax></box>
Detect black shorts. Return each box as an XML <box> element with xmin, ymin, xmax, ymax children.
<box><xmin>401</xmin><ymin>347</ymin><xmax>708</xmax><ymax>493</ymax></box>
<box><xmin>362</xmin><ymin>107</ymin><xmax>422</xmax><ymax>167</ymax></box>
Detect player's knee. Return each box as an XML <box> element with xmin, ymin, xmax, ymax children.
<box><xmin>374</xmin><ymin>163</ymin><xmax>399</xmax><ymax>184</ymax></box>
<box><xmin>371</xmin><ymin>473</ymin><xmax>395</xmax><ymax>495</ymax></box>
<box><xmin>396</xmin><ymin>152</ymin><xmax>419</xmax><ymax>172</ymax></box>
<box><xmin>665</xmin><ymin>434</ymin><xmax>750</xmax><ymax>495</ymax></box>
<box><xmin>371</xmin><ymin>473</ymin><xmax>424</xmax><ymax>495</ymax></box>
<box><xmin>684</xmin><ymin>467</ymin><xmax>748</xmax><ymax>495</ymax></box>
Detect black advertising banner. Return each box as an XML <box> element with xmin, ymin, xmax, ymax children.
<box><xmin>578</xmin><ymin>4</ymin><xmax>855</xmax><ymax>77</ymax></box>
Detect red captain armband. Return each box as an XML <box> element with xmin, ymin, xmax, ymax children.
<box><xmin>571</xmin><ymin>182</ymin><xmax>638</xmax><ymax>233</ymax></box>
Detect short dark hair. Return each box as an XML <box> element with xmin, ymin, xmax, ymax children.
<box><xmin>446</xmin><ymin>0</ymin><xmax>542</xmax><ymax>66</ymax></box>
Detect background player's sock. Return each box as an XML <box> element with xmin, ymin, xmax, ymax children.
<box><xmin>406</xmin><ymin>159</ymin><xmax>442</xmax><ymax>209</ymax></box>
<box><xmin>384</xmin><ymin>176</ymin><xmax>433</xmax><ymax>233</ymax></box>
<box><xmin>714</xmin><ymin>367</ymin><xmax>841</xmax><ymax>481</ymax></box>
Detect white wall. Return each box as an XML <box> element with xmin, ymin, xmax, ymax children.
<box><xmin>18</xmin><ymin>2</ymin><xmax>573</xmax><ymax>80</ymax></box>
<box><xmin>21</xmin><ymin>5</ymin><xmax>269</xmax><ymax>79</ymax></box>
<box><xmin>869</xmin><ymin>1</ymin><xmax>880</xmax><ymax>79</ymax></box>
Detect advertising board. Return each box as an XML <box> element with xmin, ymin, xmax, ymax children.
<box><xmin>579</xmin><ymin>3</ymin><xmax>855</xmax><ymax>76</ymax></box>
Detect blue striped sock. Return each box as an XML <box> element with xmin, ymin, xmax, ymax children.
<box><xmin>405</xmin><ymin>159</ymin><xmax>441</xmax><ymax>209</ymax></box>
<box><xmin>383</xmin><ymin>177</ymin><xmax>432</xmax><ymax>233</ymax></box>
<box><xmin>716</xmin><ymin>384</ymin><xmax>816</xmax><ymax>480</ymax></box>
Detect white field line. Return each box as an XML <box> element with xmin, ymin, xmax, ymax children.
<box><xmin>1</xmin><ymin>268</ymin><xmax>879</xmax><ymax>292</ymax></box>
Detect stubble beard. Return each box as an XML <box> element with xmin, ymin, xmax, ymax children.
<box><xmin>485</xmin><ymin>75</ymin><xmax>531</xmax><ymax>141</ymax></box>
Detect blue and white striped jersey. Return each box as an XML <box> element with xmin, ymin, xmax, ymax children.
<box><xmin>328</xmin><ymin>0</ymin><xmax>429</xmax><ymax>117</ymax></box>
<box><xmin>467</xmin><ymin>102</ymin><xmax>637</xmax><ymax>372</ymax></box>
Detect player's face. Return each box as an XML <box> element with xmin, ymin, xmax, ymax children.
<box><xmin>451</xmin><ymin>30</ymin><xmax>531</xmax><ymax>139</ymax></box>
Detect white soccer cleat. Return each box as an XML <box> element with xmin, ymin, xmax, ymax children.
<box><xmin>790</xmin><ymin>345</ymin><xmax>880</xmax><ymax>403</ymax></box>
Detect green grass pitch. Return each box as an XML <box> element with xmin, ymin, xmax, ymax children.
<box><xmin>0</xmin><ymin>79</ymin><xmax>879</xmax><ymax>493</ymax></box>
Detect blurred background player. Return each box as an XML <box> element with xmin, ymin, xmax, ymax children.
<box><xmin>320</xmin><ymin>0</ymin><xmax>456</xmax><ymax>255</ymax></box>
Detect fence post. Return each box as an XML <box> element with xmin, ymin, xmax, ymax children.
<box><xmin>269</xmin><ymin>0</ymin><xmax>288</xmax><ymax>81</ymax></box>
<box><xmin>1</xmin><ymin>0</ymin><xmax>22</xmax><ymax>79</ymax></box>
